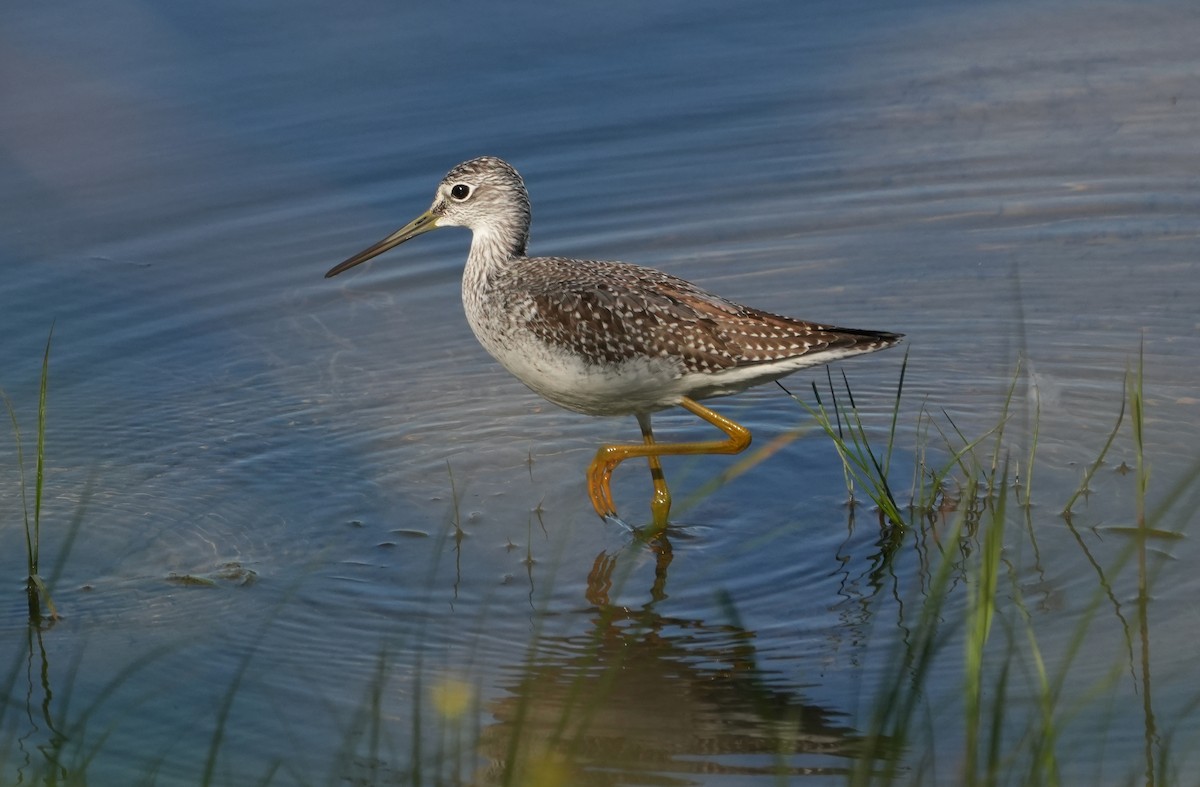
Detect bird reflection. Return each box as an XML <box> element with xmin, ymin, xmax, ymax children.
<box><xmin>474</xmin><ymin>535</ymin><xmax>898</xmax><ymax>784</ymax></box>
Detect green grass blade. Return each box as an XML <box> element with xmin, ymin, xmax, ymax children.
<box><xmin>1060</xmin><ymin>383</ymin><xmax>1126</xmax><ymax>518</ymax></box>
<box><xmin>34</xmin><ymin>324</ymin><xmax>53</xmax><ymax>573</ymax></box>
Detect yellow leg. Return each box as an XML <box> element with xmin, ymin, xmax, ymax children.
<box><xmin>586</xmin><ymin>397</ymin><xmax>753</xmax><ymax>525</ymax></box>
<box><xmin>638</xmin><ymin>413</ymin><xmax>673</xmax><ymax>530</ymax></box>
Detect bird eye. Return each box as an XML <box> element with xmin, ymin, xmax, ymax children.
<box><xmin>450</xmin><ymin>184</ymin><xmax>471</xmax><ymax>201</ymax></box>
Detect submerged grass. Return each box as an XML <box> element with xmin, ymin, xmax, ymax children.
<box><xmin>824</xmin><ymin>348</ymin><xmax>1195</xmax><ymax>786</ymax></box>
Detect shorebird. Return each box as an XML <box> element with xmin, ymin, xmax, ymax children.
<box><xmin>326</xmin><ymin>156</ymin><xmax>901</xmax><ymax>528</ymax></box>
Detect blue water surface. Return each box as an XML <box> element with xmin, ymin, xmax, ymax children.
<box><xmin>2</xmin><ymin>0</ymin><xmax>1198</xmax><ymax>783</ymax></box>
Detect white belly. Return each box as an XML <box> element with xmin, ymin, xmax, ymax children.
<box><xmin>478</xmin><ymin>326</ymin><xmax>689</xmax><ymax>416</ymax></box>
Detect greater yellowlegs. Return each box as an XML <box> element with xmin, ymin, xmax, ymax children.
<box><xmin>326</xmin><ymin>156</ymin><xmax>901</xmax><ymax>528</ymax></box>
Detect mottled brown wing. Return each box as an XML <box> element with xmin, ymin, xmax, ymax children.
<box><xmin>517</xmin><ymin>262</ymin><xmax>725</xmax><ymax>369</ymax></box>
<box><xmin>657</xmin><ymin>278</ymin><xmax>893</xmax><ymax>367</ymax></box>
<box><xmin>517</xmin><ymin>257</ymin><xmax>895</xmax><ymax>372</ymax></box>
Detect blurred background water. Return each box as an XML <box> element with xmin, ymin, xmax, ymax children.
<box><xmin>2</xmin><ymin>0</ymin><xmax>1198</xmax><ymax>783</ymax></box>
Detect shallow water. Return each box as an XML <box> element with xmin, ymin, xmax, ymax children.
<box><xmin>2</xmin><ymin>0</ymin><xmax>1199</xmax><ymax>784</ymax></box>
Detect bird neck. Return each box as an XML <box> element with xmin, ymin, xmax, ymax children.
<box><xmin>466</xmin><ymin>221</ymin><xmax>529</xmax><ymax>270</ymax></box>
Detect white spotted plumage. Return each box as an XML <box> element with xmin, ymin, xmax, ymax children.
<box><xmin>428</xmin><ymin>157</ymin><xmax>902</xmax><ymax>416</ymax></box>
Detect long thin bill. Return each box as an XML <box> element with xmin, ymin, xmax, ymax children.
<box><xmin>324</xmin><ymin>210</ymin><xmax>439</xmax><ymax>278</ymax></box>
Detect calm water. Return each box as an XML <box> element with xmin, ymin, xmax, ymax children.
<box><xmin>2</xmin><ymin>0</ymin><xmax>1199</xmax><ymax>784</ymax></box>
